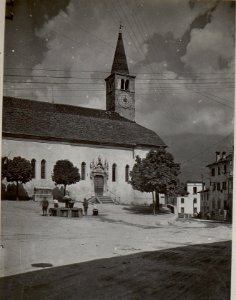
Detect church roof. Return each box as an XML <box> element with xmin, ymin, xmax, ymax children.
<box><xmin>111</xmin><ymin>28</ymin><xmax>129</xmax><ymax>74</ymax></box>
<box><xmin>2</xmin><ymin>97</ymin><xmax>166</xmax><ymax>148</ymax></box>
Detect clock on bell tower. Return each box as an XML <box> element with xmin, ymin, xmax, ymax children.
<box><xmin>105</xmin><ymin>26</ymin><xmax>136</xmax><ymax>122</ymax></box>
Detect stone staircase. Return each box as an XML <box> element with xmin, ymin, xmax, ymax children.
<box><xmin>96</xmin><ymin>195</ymin><xmax>114</xmax><ymax>204</ymax></box>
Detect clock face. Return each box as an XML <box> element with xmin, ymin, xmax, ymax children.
<box><xmin>118</xmin><ymin>93</ymin><xmax>132</xmax><ymax>108</ymax></box>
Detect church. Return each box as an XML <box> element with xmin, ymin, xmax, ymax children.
<box><xmin>2</xmin><ymin>28</ymin><xmax>166</xmax><ymax>204</ymax></box>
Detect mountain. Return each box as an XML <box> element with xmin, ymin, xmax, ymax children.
<box><xmin>162</xmin><ymin>133</ymin><xmax>234</xmax><ymax>182</ymax></box>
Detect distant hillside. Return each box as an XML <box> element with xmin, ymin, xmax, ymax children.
<box><xmin>162</xmin><ymin>133</ymin><xmax>234</xmax><ymax>182</ymax></box>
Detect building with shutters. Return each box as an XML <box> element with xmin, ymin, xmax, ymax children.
<box><xmin>176</xmin><ymin>182</ymin><xmax>203</xmax><ymax>217</ymax></box>
<box><xmin>200</xmin><ymin>151</ymin><xmax>233</xmax><ymax>221</ymax></box>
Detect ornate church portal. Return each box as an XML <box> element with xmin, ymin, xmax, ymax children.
<box><xmin>90</xmin><ymin>157</ymin><xmax>109</xmax><ymax>196</ymax></box>
<box><xmin>94</xmin><ymin>176</ymin><xmax>104</xmax><ymax>195</ymax></box>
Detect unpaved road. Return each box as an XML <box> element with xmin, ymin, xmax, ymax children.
<box><xmin>0</xmin><ymin>201</ymin><xmax>231</xmax><ymax>278</ymax></box>
<box><xmin>0</xmin><ymin>241</ymin><xmax>231</xmax><ymax>300</ymax></box>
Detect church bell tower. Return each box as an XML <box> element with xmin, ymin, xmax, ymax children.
<box><xmin>105</xmin><ymin>26</ymin><xmax>136</xmax><ymax>121</ymax></box>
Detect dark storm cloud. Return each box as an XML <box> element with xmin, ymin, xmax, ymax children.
<box><xmin>14</xmin><ymin>0</ymin><xmax>71</xmax><ymax>27</ymax></box>
<box><xmin>4</xmin><ymin>0</ymin><xmax>70</xmax><ymax>68</ymax></box>
<box><xmin>136</xmin><ymin>0</ymin><xmax>220</xmax><ymax>76</ymax></box>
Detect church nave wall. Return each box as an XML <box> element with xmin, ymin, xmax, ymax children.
<box><xmin>2</xmin><ymin>138</ymin><xmax>153</xmax><ymax>204</ymax></box>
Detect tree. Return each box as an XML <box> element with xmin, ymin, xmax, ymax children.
<box><xmin>52</xmin><ymin>160</ymin><xmax>80</xmax><ymax>195</ymax></box>
<box><xmin>130</xmin><ymin>149</ymin><xmax>180</xmax><ymax>215</ymax></box>
<box><xmin>5</xmin><ymin>156</ymin><xmax>32</xmax><ymax>200</ymax></box>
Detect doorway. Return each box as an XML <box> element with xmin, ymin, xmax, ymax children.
<box><xmin>94</xmin><ymin>175</ymin><xmax>104</xmax><ymax>195</ymax></box>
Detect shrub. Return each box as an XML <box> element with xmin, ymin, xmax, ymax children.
<box><xmin>2</xmin><ymin>183</ymin><xmax>30</xmax><ymax>201</ymax></box>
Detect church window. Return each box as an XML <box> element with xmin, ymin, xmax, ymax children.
<box><xmin>125</xmin><ymin>165</ymin><xmax>129</xmax><ymax>182</ymax></box>
<box><xmin>112</xmin><ymin>163</ymin><xmax>117</xmax><ymax>182</ymax></box>
<box><xmin>125</xmin><ymin>80</ymin><xmax>129</xmax><ymax>91</ymax></box>
<box><xmin>41</xmin><ymin>159</ymin><xmax>46</xmax><ymax>179</ymax></box>
<box><xmin>121</xmin><ymin>79</ymin><xmax>125</xmax><ymax>90</ymax></box>
<box><xmin>81</xmin><ymin>162</ymin><xmax>86</xmax><ymax>180</ymax></box>
<box><xmin>31</xmin><ymin>159</ymin><xmax>36</xmax><ymax>179</ymax></box>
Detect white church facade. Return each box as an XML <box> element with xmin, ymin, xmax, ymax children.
<box><xmin>2</xmin><ymin>28</ymin><xmax>166</xmax><ymax>205</ymax></box>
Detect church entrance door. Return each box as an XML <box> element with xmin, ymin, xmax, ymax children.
<box><xmin>94</xmin><ymin>175</ymin><xmax>104</xmax><ymax>195</ymax></box>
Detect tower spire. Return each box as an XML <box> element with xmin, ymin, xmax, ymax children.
<box><xmin>111</xmin><ymin>25</ymin><xmax>129</xmax><ymax>74</ymax></box>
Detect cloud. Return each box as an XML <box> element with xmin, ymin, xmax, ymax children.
<box><xmin>4</xmin><ymin>0</ymin><xmax>234</xmax><ymax>137</ymax></box>
<box><xmin>181</xmin><ymin>2</ymin><xmax>234</xmax><ymax>74</ymax></box>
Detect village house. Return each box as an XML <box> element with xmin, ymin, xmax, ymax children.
<box><xmin>176</xmin><ymin>182</ymin><xmax>203</xmax><ymax>217</ymax></box>
<box><xmin>200</xmin><ymin>151</ymin><xmax>233</xmax><ymax>221</ymax></box>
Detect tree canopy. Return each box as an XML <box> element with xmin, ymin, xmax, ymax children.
<box><xmin>130</xmin><ymin>148</ymin><xmax>180</xmax><ymax>213</ymax></box>
<box><xmin>52</xmin><ymin>160</ymin><xmax>80</xmax><ymax>195</ymax></box>
<box><xmin>3</xmin><ymin>156</ymin><xmax>32</xmax><ymax>200</ymax></box>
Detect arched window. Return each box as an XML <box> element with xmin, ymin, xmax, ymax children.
<box><xmin>125</xmin><ymin>80</ymin><xmax>129</xmax><ymax>91</ymax></box>
<box><xmin>41</xmin><ymin>159</ymin><xmax>46</xmax><ymax>179</ymax></box>
<box><xmin>125</xmin><ymin>165</ymin><xmax>129</xmax><ymax>182</ymax></box>
<box><xmin>81</xmin><ymin>162</ymin><xmax>86</xmax><ymax>180</ymax></box>
<box><xmin>112</xmin><ymin>163</ymin><xmax>117</xmax><ymax>182</ymax></box>
<box><xmin>31</xmin><ymin>159</ymin><xmax>36</xmax><ymax>179</ymax></box>
<box><xmin>121</xmin><ymin>79</ymin><xmax>125</xmax><ymax>90</ymax></box>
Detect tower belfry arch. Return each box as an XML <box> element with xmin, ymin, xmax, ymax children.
<box><xmin>105</xmin><ymin>26</ymin><xmax>136</xmax><ymax>121</ymax></box>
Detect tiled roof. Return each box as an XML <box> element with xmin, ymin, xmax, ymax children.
<box><xmin>2</xmin><ymin>97</ymin><xmax>166</xmax><ymax>148</ymax></box>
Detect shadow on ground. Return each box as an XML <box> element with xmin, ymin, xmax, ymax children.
<box><xmin>122</xmin><ymin>205</ymin><xmax>170</xmax><ymax>215</ymax></box>
<box><xmin>0</xmin><ymin>241</ymin><xmax>231</xmax><ymax>300</ymax></box>
<box><xmin>96</xmin><ymin>215</ymin><xmax>159</xmax><ymax>229</ymax></box>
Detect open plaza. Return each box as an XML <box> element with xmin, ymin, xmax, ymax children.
<box><xmin>0</xmin><ymin>200</ymin><xmax>232</xmax><ymax>299</ymax></box>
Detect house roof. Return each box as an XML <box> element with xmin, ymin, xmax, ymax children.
<box><xmin>206</xmin><ymin>153</ymin><xmax>233</xmax><ymax>167</ymax></box>
<box><xmin>2</xmin><ymin>97</ymin><xmax>166</xmax><ymax>148</ymax></box>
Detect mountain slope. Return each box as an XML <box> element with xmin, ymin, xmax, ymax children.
<box><xmin>163</xmin><ymin>133</ymin><xmax>234</xmax><ymax>182</ymax></box>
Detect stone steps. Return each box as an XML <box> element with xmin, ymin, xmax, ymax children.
<box><xmin>96</xmin><ymin>195</ymin><xmax>114</xmax><ymax>204</ymax></box>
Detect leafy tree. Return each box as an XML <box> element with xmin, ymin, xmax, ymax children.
<box><xmin>5</xmin><ymin>156</ymin><xmax>32</xmax><ymax>200</ymax></box>
<box><xmin>52</xmin><ymin>160</ymin><xmax>80</xmax><ymax>195</ymax></box>
<box><xmin>130</xmin><ymin>149</ymin><xmax>180</xmax><ymax>214</ymax></box>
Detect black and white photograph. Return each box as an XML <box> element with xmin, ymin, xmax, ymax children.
<box><xmin>0</xmin><ymin>0</ymin><xmax>234</xmax><ymax>299</ymax></box>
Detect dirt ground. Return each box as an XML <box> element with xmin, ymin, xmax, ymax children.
<box><xmin>0</xmin><ymin>201</ymin><xmax>232</xmax><ymax>299</ymax></box>
<box><xmin>0</xmin><ymin>242</ymin><xmax>231</xmax><ymax>300</ymax></box>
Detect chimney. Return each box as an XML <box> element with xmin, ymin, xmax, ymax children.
<box><xmin>222</xmin><ymin>151</ymin><xmax>226</xmax><ymax>160</ymax></box>
<box><xmin>215</xmin><ymin>151</ymin><xmax>220</xmax><ymax>162</ymax></box>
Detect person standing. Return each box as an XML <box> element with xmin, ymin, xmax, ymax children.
<box><xmin>83</xmin><ymin>198</ymin><xmax>89</xmax><ymax>216</ymax></box>
<box><xmin>41</xmin><ymin>197</ymin><xmax>49</xmax><ymax>216</ymax></box>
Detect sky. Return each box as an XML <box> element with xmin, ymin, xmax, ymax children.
<box><xmin>3</xmin><ymin>0</ymin><xmax>235</xmax><ymax>179</ymax></box>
